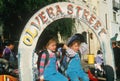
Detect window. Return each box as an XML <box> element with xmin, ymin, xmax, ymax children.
<box><xmin>83</xmin><ymin>0</ymin><xmax>87</xmax><ymax>3</ymax></box>
<box><xmin>113</xmin><ymin>12</ymin><xmax>117</xmax><ymax>22</ymax></box>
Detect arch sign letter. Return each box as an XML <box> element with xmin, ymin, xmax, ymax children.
<box><xmin>18</xmin><ymin>2</ymin><xmax>115</xmax><ymax>81</ymax></box>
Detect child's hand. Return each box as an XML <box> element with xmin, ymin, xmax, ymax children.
<box><xmin>40</xmin><ymin>79</ymin><xmax>44</xmax><ymax>81</ymax></box>
<box><xmin>39</xmin><ymin>76</ymin><xmax>44</xmax><ymax>81</ymax></box>
<box><xmin>63</xmin><ymin>44</ymin><xmax>68</xmax><ymax>49</ymax></box>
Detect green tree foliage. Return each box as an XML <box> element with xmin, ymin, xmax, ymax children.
<box><xmin>35</xmin><ymin>18</ymin><xmax>74</xmax><ymax>50</ymax></box>
<box><xmin>0</xmin><ymin>0</ymin><xmax>74</xmax><ymax>41</ymax></box>
<box><xmin>46</xmin><ymin>18</ymin><xmax>74</xmax><ymax>38</ymax></box>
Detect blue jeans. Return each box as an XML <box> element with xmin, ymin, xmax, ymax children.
<box><xmin>67</xmin><ymin>71</ymin><xmax>89</xmax><ymax>81</ymax></box>
<box><xmin>45</xmin><ymin>72</ymin><xmax>68</xmax><ymax>81</ymax></box>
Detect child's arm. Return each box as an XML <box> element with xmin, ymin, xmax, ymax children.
<box><xmin>39</xmin><ymin>53</ymin><xmax>46</xmax><ymax>80</ymax></box>
<box><xmin>79</xmin><ymin>43</ymin><xmax>89</xmax><ymax>55</ymax></box>
<box><xmin>63</xmin><ymin>44</ymin><xmax>76</xmax><ymax>57</ymax></box>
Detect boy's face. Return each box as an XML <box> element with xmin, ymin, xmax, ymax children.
<box><xmin>70</xmin><ymin>43</ymin><xmax>80</xmax><ymax>52</ymax></box>
<box><xmin>47</xmin><ymin>42</ymin><xmax>56</xmax><ymax>51</ymax></box>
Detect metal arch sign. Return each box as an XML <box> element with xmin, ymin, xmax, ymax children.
<box><xmin>18</xmin><ymin>2</ymin><xmax>115</xmax><ymax>81</ymax></box>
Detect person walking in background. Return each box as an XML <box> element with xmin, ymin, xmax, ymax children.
<box><xmin>95</xmin><ymin>50</ymin><xmax>104</xmax><ymax>72</ymax></box>
<box><xmin>112</xmin><ymin>42</ymin><xmax>120</xmax><ymax>79</ymax></box>
<box><xmin>94</xmin><ymin>50</ymin><xmax>104</xmax><ymax>77</ymax></box>
<box><xmin>2</xmin><ymin>40</ymin><xmax>15</xmax><ymax>62</ymax></box>
<box><xmin>111</xmin><ymin>33</ymin><xmax>118</xmax><ymax>42</ymax></box>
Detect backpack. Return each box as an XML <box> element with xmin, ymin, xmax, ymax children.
<box><xmin>59</xmin><ymin>54</ymin><xmax>73</xmax><ymax>75</ymax></box>
<box><xmin>37</xmin><ymin>50</ymin><xmax>49</xmax><ymax>70</ymax></box>
<box><xmin>59</xmin><ymin>49</ymin><xmax>81</xmax><ymax>76</ymax></box>
<box><xmin>58</xmin><ymin>49</ymin><xmax>71</xmax><ymax>75</ymax></box>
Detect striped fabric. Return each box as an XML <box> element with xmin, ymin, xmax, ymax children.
<box><xmin>39</xmin><ymin>50</ymin><xmax>56</xmax><ymax>77</ymax></box>
<box><xmin>39</xmin><ymin>53</ymin><xmax>46</xmax><ymax>76</ymax></box>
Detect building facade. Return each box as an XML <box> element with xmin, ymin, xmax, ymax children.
<box><xmin>68</xmin><ymin>0</ymin><xmax>120</xmax><ymax>56</ymax></box>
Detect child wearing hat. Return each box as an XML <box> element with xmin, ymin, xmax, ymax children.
<box><xmin>64</xmin><ymin>39</ymin><xmax>89</xmax><ymax>81</ymax></box>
